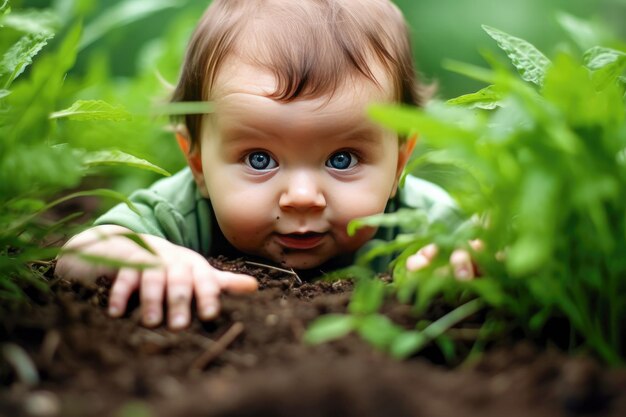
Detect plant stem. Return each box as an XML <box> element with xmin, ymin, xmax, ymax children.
<box><xmin>420</xmin><ymin>299</ymin><xmax>484</xmax><ymax>345</ymax></box>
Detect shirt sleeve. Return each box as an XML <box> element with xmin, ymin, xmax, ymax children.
<box><xmin>399</xmin><ymin>175</ymin><xmax>463</xmax><ymax>226</ymax></box>
<box><xmin>93</xmin><ymin>168</ymin><xmax>212</xmax><ymax>255</ymax></box>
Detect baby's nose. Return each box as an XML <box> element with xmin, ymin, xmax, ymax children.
<box><xmin>279</xmin><ymin>171</ymin><xmax>326</xmax><ymax>211</ymax></box>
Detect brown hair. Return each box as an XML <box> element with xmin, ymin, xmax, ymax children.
<box><xmin>172</xmin><ymin>0</ymin><xmax>427</xmax><ymax>149</ymax></box>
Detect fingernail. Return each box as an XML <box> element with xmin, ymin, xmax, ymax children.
<box><xmin>455</xmin><ymin>267</ymin><xmax>471</xmax><ymax>281</ymax></box>
<box><xmin>407</xmin><ymin>255</ymin><xmax>428</xmax><ymax>271</ymax></box>
<box><xmin>171</xmin><ymin>314</ymin><xmax>187</xmax><ymax>329</ymax></box>
<box><xmin>145</xmin><ymin>312</ymin><xmax>159</xmax><ymax>326</ymax></box>
<box><xmin>203</xmin><ymin>305</ymin><xmax>218</xmax><ymax>319</ymax></box>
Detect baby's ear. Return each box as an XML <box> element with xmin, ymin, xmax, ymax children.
<box><xmin>175</xmin><ymin>125</ymin><xmax>209</xmax><ymax>197</ymax></box>
<box><xmin>390</xmin><ymin>134</ymin><xmax>418</xmax><ymax>198</ymax></box>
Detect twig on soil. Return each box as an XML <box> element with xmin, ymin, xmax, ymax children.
<box><xmin>189</xmin><ymin>322</ymin><xmax>245</xmax><ymax>372</ymax></box>
<box><xmin>244</xmin><ymin>261</ymin><xmax>302</xmax><ymax>284</ymax></box>
<box><xmin>40</xmin><ymin>330</ymin><xmax>61</xmax><ymax>366</ymax></box>
<box><xmin>1</xmin><ymin>343</ymin><xmax>40</xmax><ymax>387</ymax></box>
<box><xmin>186</xmin><ymin>333</ymin><xmax>256</xmax><ymax>367</ymax></box>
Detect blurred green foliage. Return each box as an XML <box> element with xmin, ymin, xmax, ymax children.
<box><xmin>0</xmin><ymin>0</ymin><xmax>176</xmax><ymax>309</ymax></box>
<box><xmin>20</xmin><ymin>0</ymin><xmax>626</xmax><ymax>97</ymax></box>
<box><xmin>307</xmin><ymin>17</ymin><xmax>626</xmax><ymax>366</ymax></box>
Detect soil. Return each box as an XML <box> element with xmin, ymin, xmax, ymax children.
<box><xmin>1</xmin><ymin>257</ymin><xmax>625</xmax><ymax>417</ymax></box>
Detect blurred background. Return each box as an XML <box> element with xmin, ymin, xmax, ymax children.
<box><xmin>17</xmin><ymin>0</ymin><xmax>625</xmax><ymax>95</ymax></box>
<box><xmin>7</xmin><ymin>0</ymin><xmax>626</xmax><ymax>200</ymax></box>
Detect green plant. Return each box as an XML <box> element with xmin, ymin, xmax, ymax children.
<box><xmin>307</xmin><ymin>14</ymin><xmax>626</xmax><ymax>366</ymax></box>
<box><xmin>0</xmin><ymin>0</ymin><xmax>184</xmax><ymax>310</ymax></box>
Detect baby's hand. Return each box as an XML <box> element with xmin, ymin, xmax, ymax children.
<box><xmin>55</xmin><ymin>225</ymin><xmax>258</xmax><ymax>330</ymax></box>
<box><xmin>405</xmin><ymin>240</ymin><xmax>483</xmax><ymax>280</ymax></box>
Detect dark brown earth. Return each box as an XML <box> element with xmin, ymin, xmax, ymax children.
<box><xmin>1</xmin><ymin>257</ymin><xmax>625</xmax><ymax>417</ymax></box>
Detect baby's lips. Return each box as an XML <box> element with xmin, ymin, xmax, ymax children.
<box><xmin>275</xmin><ymin>232</ymin><xmax>326</xmax><ymax>250</ymax></box>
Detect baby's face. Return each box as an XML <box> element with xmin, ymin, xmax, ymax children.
<box><xmin>196</xmin><ymin>59</ymin><xmax>410</xmax><ymax>269</ymax></box>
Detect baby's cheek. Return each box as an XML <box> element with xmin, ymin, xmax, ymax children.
<box><xmin>330</xmin><ymin>191</ymin><xmax>388</xmax><ymax>248</ymax></box>
<box><xmin>332</xmin><ymin>189</ymin><xmax>390</xmax><ymax>227</ymax></box>
<box><xmin>211</xmin><ymin>190</ymin><xmax>275</xmax><ymax>244</ymax></box>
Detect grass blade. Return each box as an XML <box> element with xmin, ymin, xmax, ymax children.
<box><xmin>80</xmin><ymin>0</ymin><xmax>179</xmax><ymax>50</ymax></box>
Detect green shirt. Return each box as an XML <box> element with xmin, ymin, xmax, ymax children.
<box><xmin>95</xmin><ymin>168</ymin><xmax>459</xmax><ymax>270</ymax></box>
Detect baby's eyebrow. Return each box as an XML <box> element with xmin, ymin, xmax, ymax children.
<box><xmin>219</xmin><ymin>125</ymin><xmax>274</xmax><ymax>143</ymax></box>
<box><xmin>336</xmin><ymin>126</ymin><xmax>384</xmax><ymax>144</ymax></box>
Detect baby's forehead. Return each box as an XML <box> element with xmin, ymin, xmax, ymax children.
<box><xmin>210</xmin><ymin>56</ymin><xmax>395</xmax><ymax>105</ymax></box>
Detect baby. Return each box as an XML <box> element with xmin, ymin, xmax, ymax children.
<box><xmin>56</xmin><ymin>0</ymin><xmax>472</xmax><ymax>330</ymax></box>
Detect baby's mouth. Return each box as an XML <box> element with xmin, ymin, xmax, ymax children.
<box><xmin>275</xmin><ymin>232</ymin><xmax>326</xmax><ymax>250</ymax></box>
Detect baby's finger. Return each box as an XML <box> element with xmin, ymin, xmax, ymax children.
<box><xmin>214</xmin><ymin>270</ymin><xmax>258</xmax><ymax>294</ymax></box>
<box><xmin>406</xmin><ymin>243</ymin><xmax>439</xmax><ymax>271</ymax></box>
<box><xmin>108</xmin><ymin>267</ymin><xmax>140</xmax><ymax>318</ymax></box>
<box><xmin>166</xmin><ymin>265</ymin><xmax>193</xmax><ymax>330</ymax></box>
<box><xmin>469</xmin><ymin>239</ymin><xmax>484</xmax><ymax>252</ymax></box>
<box><xmin>450</xmin><ymin>249</ymin><xmax>474</xmax><ymax>281</ymax></box>
<box><xmin>140</xmin><ymin>268</ymin><xmax>166</xmax><ymax>327</ymax></box>
<box><xmin>191</xmin><ymin>262</ymin><xmax>221</xmax><ymax>320</ymax></box>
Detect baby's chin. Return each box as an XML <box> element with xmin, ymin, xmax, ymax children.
<box><xmin>247</xmin><ymin>248</ymin><xmax>335</xmax><ymax>271</ymax></box>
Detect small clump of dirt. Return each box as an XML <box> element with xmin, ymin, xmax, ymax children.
<box><xmin>1</xmin><ymin>257</ymin><xmax>625</xmax><ymax>417</ymax></box>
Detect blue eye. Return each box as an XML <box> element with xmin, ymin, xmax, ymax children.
<box><xmin>246</xmin><ymin>151</ymin><xmax>277</xmax><ymax>170</ymax></box>
<box><xmin>326</xmin><ymin>151</ymin><xmax>357</xmax><ymax>170</ymax></box>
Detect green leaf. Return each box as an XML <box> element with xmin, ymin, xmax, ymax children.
<box><xmin>392</xmin><ymin>299</ymin><xmax>483</xmax><ymax>359</ymax></box>
<box><xmin>482</xmin><ymin>25</ymin><xmax>551</xmax><ymax>86</ymax></box>
<box><xmin>466</xmin><ymin>278</ymin><xmax>506</xmax><ymax>308</ymax></box>
<box><xmin>348</xmin><ymin>278</ymin><xmax>386</xmax><ymax>315</ymax></box>
<box><xmin>443</xmin><ymin>60</ymin><xmax>497</xmax><ymax>85</ymax></box>
<box><xmin>117</xmin><ymin>232</ymin><xmax>158</xmax><ymax>255</ymax></box>
<box><xmin>0</xmin><ymin>0</ymin><xmax>9</xmax><ymax>16</ymax></box>
<box><xmin>415</xmin><ymin>272</ymin><xmax>452</xmax><ymax>312</ymax></box>
<box><xmin>592</xmin><ymin>58</ymin><xmax>626</xmax><ymax>91</ymax></box>
<box><xmin>304</xmin><ymin>314</ymin><xmax>356</xmax><ymax>344</ymax></box>
<box><xmin>0</xmin><ymin>32</ymin><xmax>54</xmax><ymax>88</ymax></box>
<box><xmin>582</xmin><ymin>47</ymin><xmax>626</xmax><ymax>90</ymax></box>
<box><xmin>0</xmin><ymin>9</ymin><xmax>58</xmax><ymax>35</ymax></box>
<box><xmin>44</xmin><ymin>189</ymin><xmax>141</xmax><ymax>215</ymax></box>
<box><xmin>390</xmin><ymin>331</ymin><xmax>426</xmax><ymax>359</ymax></box>
<box><xmin>80</xmin><ymin>149</ymin><xmax>171</xmax><ymax>177</ymax></box>
<box><xmin>73</xmin><ymin>253</ymin><xmax>158</xmax><ymax>270</ymax></box>
<box><xmin>367</xmin><ymin>104</ymin><xmax>421</xmax><ymax>136</ymax></box>
<box><xmin>80</xmin><ymin>0</ymin><xmax>180</xmax><ymax>51</ymax></box>
<box><xmin>507</xmin><ymin>169</ymin><xmax>559</xmax><ymax>276</ymax></box>
<box><xmin>356</xmin><ymin>314</ymin><xmax>403</xmax><ymax>350</ymax></box>
<box><xmin>556</xmin><ymin>13</ymin><xmax>609</xmax><ymax>51</ymax></box>
<box><xmin>435</xmin><ymin>335</ymin><xmax>457</xmax><ymax>362</ymax></box>
<box><xmin>529</xmin><ymin>307</ymin><xmax>553</xmax><ymax>331</ymax></box>
<box><xmin>583</xmin><ymin>47</ymin><xmax>626</xmax><ymax>71</ymax></box>
<box><xmin>348</xmin><ymin>209</ymin><xmax>428</xmax><ymax>236</ymax></box>
<box><xmin>447</xmin><ymin>85</ymin><xmax>503</xmax><ymax>110</ymax></box>
<box><xmin>5</xmin><ymin>23</ymin><xmax>81</xmax><ymax>145</ymax></box>
<box><xmin>4</xmin><ymin>189</ymin><xmax>141</xmax><ymax>235</ymax></box>
<box><xmin>369</xmin><ymin>102</ymin><xmax>479</xmax><ymax>146</ymax></box>
<box><xmin>50</xmin><ymin>100</ymin><xmax>131</xmax><ymax>121</ymax></box>
<box><xmin>0</xmin><ymin>89</ymin><xmax>9</xmax><ymax>98</ymax></box>
<box><xmin>0</xmin><ymin>143</ymin><xmax>82</xmax><ymax>196</ymax></box>
<box><xmin>150</xmin><ymin>101</ymin><xmax>215</xmax><ymax>116</ymax></box>
<box><xmin>319</xmin><ymin>265</ymin><xmax>375</xmax><ymax>282</ymax></box>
